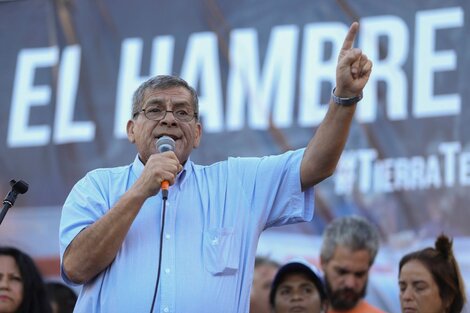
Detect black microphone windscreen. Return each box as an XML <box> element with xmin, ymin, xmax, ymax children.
<box><xmin>9</xmin><ymin>180</ymin><xmax>29</xmax><ymax>194</ymax></box>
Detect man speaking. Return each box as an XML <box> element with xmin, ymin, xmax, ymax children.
<box><xmin>60</xmin><ymin>22</ymin><xmax>372</xmax><ymax>313</ymax></box>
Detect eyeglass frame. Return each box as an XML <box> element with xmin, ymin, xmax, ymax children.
<box><xmin>133</xmin><ymin>106</ymin><xmax>199</xmax><ymax>123</ymax></box>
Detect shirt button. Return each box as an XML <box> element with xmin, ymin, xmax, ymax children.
<box><xmin>163</xmin><ymin>307</ymin><xmax>169</xmax><ymax>313</ymax></box>
<box><xmin>165</xmin><ymin>234</ymin><xmax>171</xmax><ymax>240</ymax></box>
<box><xmin>165</xmin><ymin>268</ymin><xmax>170</xmax><ymax>274</ymax></box>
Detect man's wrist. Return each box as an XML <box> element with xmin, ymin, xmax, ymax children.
<box><xmin>331</xmin><ymin>87</ymin><xmax>363</xmax><ymax>106</ymax></box>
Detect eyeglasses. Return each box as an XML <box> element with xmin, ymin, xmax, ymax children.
<box><xmin>134</xmin><ymin>106</ymin><xmax>198</xmax><ymax>123</ymax></box>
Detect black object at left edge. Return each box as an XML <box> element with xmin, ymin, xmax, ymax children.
<box><xmin>1</xmin><ymin>179</ymin><xmax>29</xmax><ymax>225</ymax></box>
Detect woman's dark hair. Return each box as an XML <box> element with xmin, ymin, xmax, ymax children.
<box><xmin>45</xmin><ymin>282</ymin><xmax>77</xmax><ymax>313</ymax></box>
<box><xmin>0</xmin><ymin>246</ymin><xmax>52</xmax><ymax>313</ymax></box>
<box><xmin>399</xmin><ymin>234</ymin><xmax>467</xmax><ymax>313</ymax></box>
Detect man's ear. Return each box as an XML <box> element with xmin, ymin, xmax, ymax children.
<box><xmin>127</xmin><ymin>119</ymin><xmax>136</xmax><ymax>143</ymax></box>
<box><xmin>193</xmin><ymin>122</ymin><xmax>202</xmax><ymax>148</ymax></box>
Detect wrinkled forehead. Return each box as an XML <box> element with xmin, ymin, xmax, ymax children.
<box><xmin>142</xmin><ymin>87</ymin><xmax>194</xmax><ymax>108</ymax></box>
<box><xmin>144</xmin><ymin>87</ymin><xmax>191</xmax><ymax>102</ymax></box>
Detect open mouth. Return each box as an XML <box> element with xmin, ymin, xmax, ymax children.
<box><xmin>156</xmin><ymin>134</ymin><xmax>178</xmax><ymax>141</ymax></box>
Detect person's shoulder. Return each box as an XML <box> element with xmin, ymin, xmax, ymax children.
<box><xmin>80</xmin><ymin>164</ymin><xmax>133</xmax><ymax>186</ymax></box>
<box><xmin>191</xmin><ymin>159</ymin><xmax>226</xmax><ymax>172</ymax></box>
<box><xmin>192</xmin><ymin>157</ymin><xmax>254</xmax><ymax>176</ymax></box>
<box><xmin>87</xmin><ymin>163</ymin><xmax>132</xmax><ymax>176</ymax></box>
<box><xmin>192</xmin><ymin>149</ymin><xmax>306</xmax><ymax>174</ymax></box>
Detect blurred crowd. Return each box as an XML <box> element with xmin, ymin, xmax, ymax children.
<box><xmin>0</xmin><ymin>215</ymin><xmax>465</xmax><ymax>313</ymax></box>
<box><xmin>250</xmin><ymin>216</ymin><xmax>467</xmax><ymax>313</ymax></box>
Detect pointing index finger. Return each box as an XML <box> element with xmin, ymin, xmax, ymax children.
<box><xmin>341</xmin><ymin>22</ymin><xmax>359</xmax><ymax>51</ymax></box>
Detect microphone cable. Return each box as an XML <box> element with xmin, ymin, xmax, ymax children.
<box><xmin>149</xmin><ymin>195</ymin><xmax>168</xmax><ymax>313</ymax></box>
<box><xmin>150</xmin><ymin>136</ymin><xmax>175</xmax><ymax>312</ymax></box>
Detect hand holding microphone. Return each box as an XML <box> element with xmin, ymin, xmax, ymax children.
<box><xmin>156</xmin><ymin>136</ymin><xmax>176</xmax><ymax>200</ymax></box>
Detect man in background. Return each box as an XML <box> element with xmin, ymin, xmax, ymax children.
<box><xmin>250</xmin><ymin>256</ymin><xmax>280</xmax><ymax>313</ymax></box>
<box><xmin>320</xmin><ymin>216</ymin><xmax>387</xmax><ymax>313</ymax></box>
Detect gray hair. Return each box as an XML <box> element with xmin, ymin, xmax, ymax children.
<box><xmin>131</xmin><ymin>75</ymin><xmax>199</xmax><ymax>118</ymax></box>
<box><xmin>320</xmin><ymin>216</ymin><xmax>380</xmax><ymax>266</ymax></box>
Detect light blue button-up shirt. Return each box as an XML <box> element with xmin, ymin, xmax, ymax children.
<box><xmin>60</xmin><ymin>149</ymin><xmax>314</xmax><ymax>313</ymax></box>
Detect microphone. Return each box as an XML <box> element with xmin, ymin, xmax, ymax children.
<box><xmin>156</xmin><ymin>136</ymin><xmax>175</xmax><ymax>200</ymax></box>
<box><xmin>1</xmin><ymin>179</ymin><xmax>29</xmax><ymax>225</ymax></box>
<box><xmin>156</xmin><ymin>136</ymin><xmax>175</xmax><ymax>153</ymax></box>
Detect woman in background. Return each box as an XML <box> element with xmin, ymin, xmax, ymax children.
<box><xmin>398</xmin><ymin>234</ymin><xmax>467</xmax><ymax>313</ymax></box>
<box><xmin>0</xmin><ymin>246</ymin><xmax>52</xmax><ymax>313</ymax></box>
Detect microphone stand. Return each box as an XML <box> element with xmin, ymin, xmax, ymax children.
<box><xmin>0</xmin><ymin>180</ymin><xmax>29</xmax><ymax>225</ymax></box>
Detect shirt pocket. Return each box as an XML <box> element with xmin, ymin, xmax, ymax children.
<box><xmin>203</xmin><ymin>227</ymin><xmax>239</xmax><ymax>276</ymax></box>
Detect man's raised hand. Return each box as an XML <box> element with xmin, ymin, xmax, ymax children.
<box><xmin>335</xmin><ymin>22</ymin><xmax>373</xmax><ymax>98</ymax></box>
